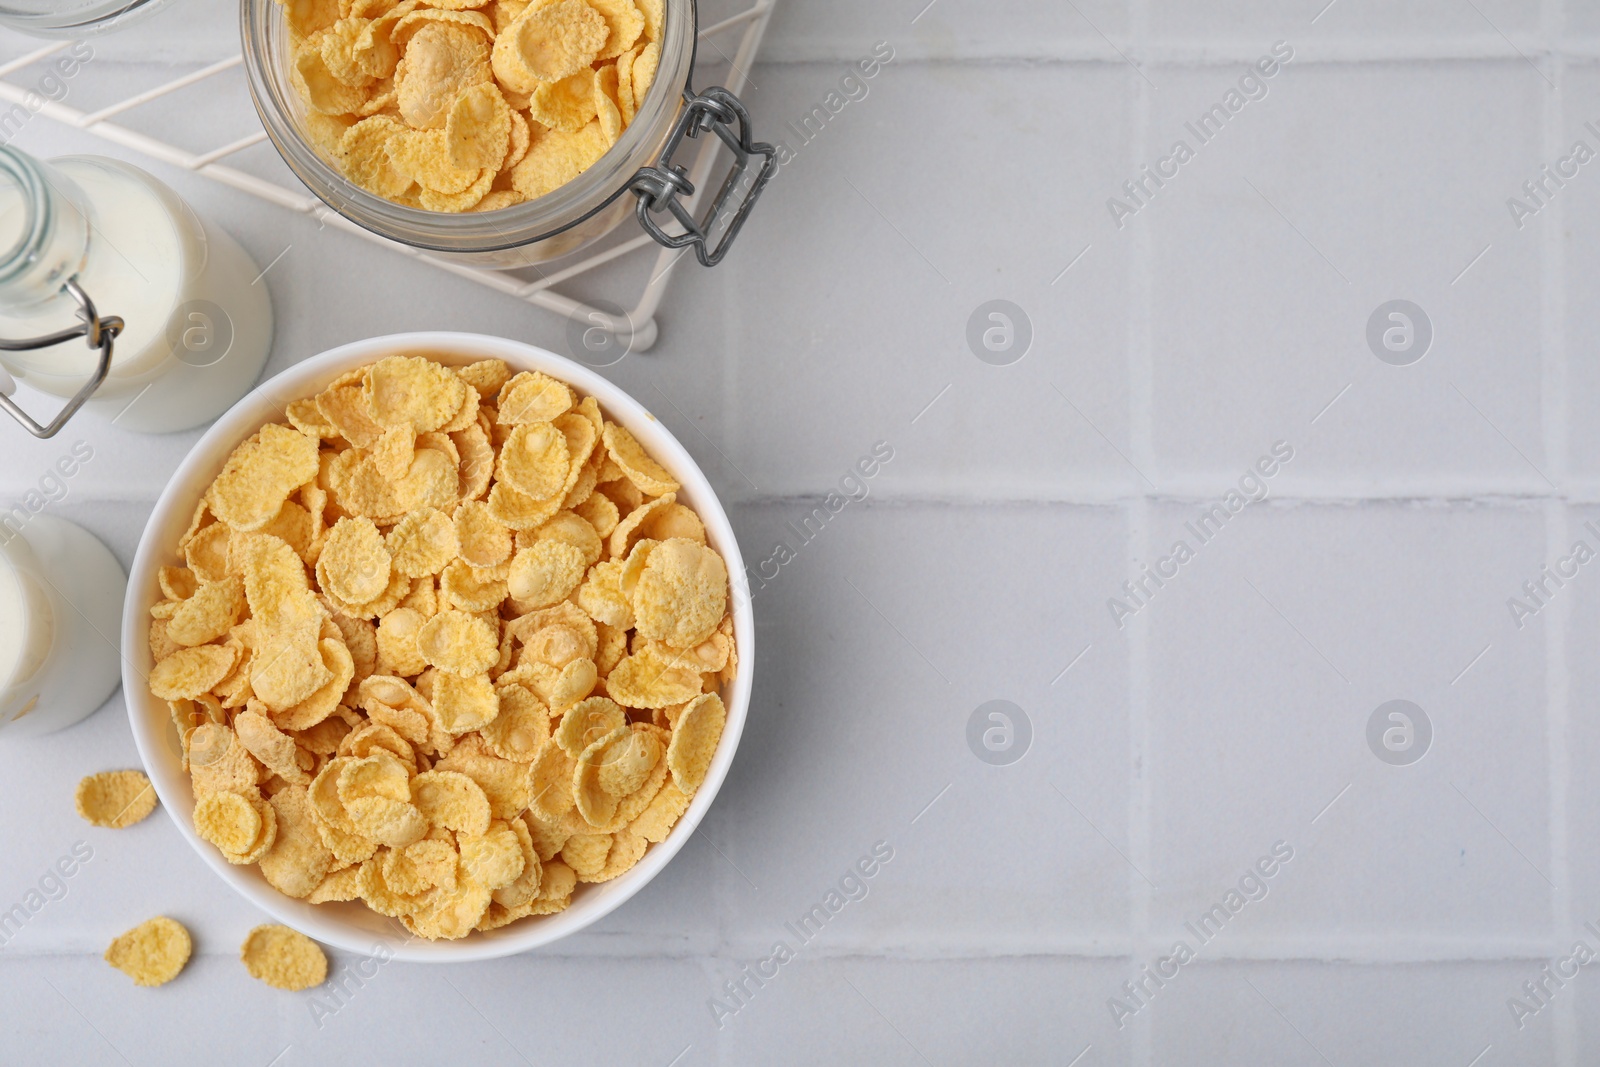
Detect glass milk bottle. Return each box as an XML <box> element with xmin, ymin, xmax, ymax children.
<box><xmin>0</xmin><ymin>513</ymin><xmax>125</xmax><ymax>738</ymax></box>
<box><xmin>0</xmin><ymin>146</ymin><xmax>273</xmax><ymax>436</ymax></box>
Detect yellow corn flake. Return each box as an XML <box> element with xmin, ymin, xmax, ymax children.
<box><xmin>433</xmin><ymin>671</ymin><xmax>500</xmax><ymax>733</ymax></box>
<box><xmin>208</xmin><ymin>424</ymin><xmax>321</xmax><ymax>532</ymax></box>
<box><xmin>337</xmin><ymin>115</ymin><xmax>416</xmax><ymax>198</ymax></box>
<box><xmin>572</xmin><ymin>725</ymin><xmax>626</xmax><ymax>826</ymax></box>
<box><xmin>506</xmin><ymin>540</ymin><xmax>587</xmax><ymax>608</ymax></box>
<box><xmin>555</xmin><ymin>695</ymin><xmax>627</xmax><ymax>756</ymax></box>
<box><xmin>637</xmin><ymin>0</ymin><xmax>661</xmax><ymax>41</ymax></box>
<box><xmin>317</xmin><ymin>377</ymin><xmax>385</xmax><ymax>448</ymax></box>
<box><xmin>453</xmin><ymin>499</ymin><xmax>513</xmax><ymax>567</ymax></box>
<box><xmin>630</xmin><ymin>537</ymin><xmax>727</xmax><ymax>649</ymax></box>
<box><xmin>629</xmin><ymin>776</ymin><xmax>688</xmax><ymax>842</ymax></box>
<box><xmin>386</xmin><ymin>507</ymin><xmax>459</xmax><ymax>578</ymax></box>
<box><xmin>240</xmin><ymin>925</ymin><xmax>329</xmax><ymax>991</ymax></box>
<box><xmin>632</xmin><ymin>38</ymin><xmax>659</xmax><ymax>102</ymax></box>
<box><xmin>236</xmin><ymin>708</ymin><xmax>309</xmax><ymax>784</ymax></box>
<box><xmin>438</xmin><ymin>558</ymin><xmax>509</xmax><ymax>613</ymax></box>
<box><xmin>573</xmin><ymin>489</ymin><xmax>620</xmax><ymax>539</ymax></box>
<box><xmin>527</xmin><ymin>858</ymin><xmax>576</xmax><ymax>914</ymax></box>
<box><xmin>586</xmin><ymin>0</ymin><xmax>645</xmax><ymax>60</ymax></box>
<box><xmin>486</xmin><ymin>479</ymin><xmax>564</xmax><ymax>532</ymax></box>
<box><xmin>367</xmin><ymin>357</ymin><xmax>470</xmax><ymax>436</ymax></box>
<box><xmin>598</xmin><ymin>725</ymin><xmax>660</xmax><ymax>797</ymax></box>
<box><xmin>497</xmin><ymin>370</ymin><xmax>575</xmax><ymax>424</ymax></box>
<box><xmin>376</xmin><ymin>606</ymin><xmax>430</xmax><ymax>676</ymax></box>
<box><xmin>491</xmin><ymin>0</ymin><xmax>608</xmax><ymax>93</ymax></box>
<box><xmin>75</xmin><ymin>770</ymin><xmax>158</xmax><ymax>829</ymax></box>
<box><xmin>346</xmin><ymin>794</ymin><xmax>428</xmax><ymax>847</ymax></box>
<box><xmin>307</xmin><ymin>866</ymin><xmax>362</xmax><ymax>903</ymax></box>
<box><xmin>536</xmin><ymin>508</ymin><xmax>602</xmax><ymax>566</ymax></box>
<box><xmin>459</xmin><ymin>821</ymin><xmax>525</xmax><ymax>889</ymax></box>
<box><xmin>195</xmin><ymin>790</ymin><xmax>278</xmax><ymax>864</ymax></box>
<box><xmin>497</xmin><ymin>422</ymin><xmax>570</xmax><ymax>499</ymax></box>
<box><xmin>480</xmin><ymin>682</ymin><xmax>549</xmax><ymax>761</ymax></box>
<box><xmin>260</xmin><ymin>786</ymin><xmax>336</xmax><ymax>898</ymax></box>
<box><xmin>188</xmin><ymin>723</ymin><xmax>264</xmax><ymax>797</ymax></box>
<box><xmin>270</xmin><ymin>637</ymin><xmax>354</xmax><ymax>729</ymax></box>
<box><xmin>294</xmin><ymin>42</ymin><xmax>370</xmax><ymax>114</ymax></box>
<box><xmin>602</xmin><ymin>420</ymin><xmax>678</xmax><ymax>496</ymax></box>
<box><xmin>668</xmin><ymin>692</ymin><xmax>725</xmax><ymax>795</ymax></box>
<box><xmin>436</xmin><ymin>740</ymin><xmax>533</xmax><ymax>819</ymax></box>
<box><xmin>149</xmin><ymin>644</ymin><xmax>238</xmax><ymax>701</ymax></box>
<box><xmin>396</xmin><ymin>21</ymin><xmax>492</xmax><ymax>129</ymax></box>
<box><xmin>105</xmin><ymin>917</ymin><xmax>192</xmax><ymax>988</ymax></box>
<box><xmin>158</xmin><ymin>565</ymin><xmax>199</xmax><ymax>602</ymax></box>
<box><xmin>411</xmin><ymin>769</ymin><xmax>492</xmax><ymax>835</ymax></box>
<box><xmin>559</xmin><ymin>831</ymin><xmax>610</xmax><ymax>878</ymax></box>
<box><xmin>510</xmin><ymin>120</ymin><xmax>607</xmax><ymax>199</ymax></box>
<box><xmin>416</xmin><ymin>608</ymin><xmax>499</xmax><ymax>675</ymax></box>
<box><xmin>581</xmin><ymin>827</ymin><xmax>647</xmax><ymax>883</ymax></box>
<box><xmin>529</xmin><ymin>67</ymin><xmax>599</xmax><ymax>132</ymax></box>
<box><xmin>317</xmin><ymin>516</ymin><xmax>393</xmax><ymax>605</ymax></box>
<box><xmin>595</xmin><ymin>62</ymin><xmax>622</xmax><ymax>145</ymax></box>
<box><xmin>604</xmin><ymin>642</ymin><xmax>701</xmax><ymax>708</ymax></box>
<box><xmin>446</xmin><ymin>81</ymin><xmax>512</xmax><ymax>170</ymax></box>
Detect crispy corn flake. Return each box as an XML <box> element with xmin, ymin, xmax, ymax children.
<box><xmin>507</xmin><ymin>540</ymin><xmax>587</xmax><ymax>608</ymax></box>
<box><xmin>149</xmin><ymin>644</ymin><xmax>238</xmax><ymax>701</ymax></box>
<box><xmin>240</xmin><ymin>925</ymin><xmax>329</xmax><ymax>991</ymax></box>
<box><xmin>529</xmin><ymin>67</ymin><xmax>599</xmax><ymax>132</ymax></box>
<box><xmin>397</xmin><ymin>20</ymin><xmax>492</xmax><ymax>129</ymax></box>
<box><xmin>446</xmin><ymin>80</ymin><xmax>512</xmax><ymax>170</ymax></box>
<box><xmin>510</xmin><ymin>119</ymin><xmax>607</xmax><ymax>199</ymax></box>
<box><xmin>587</xmin><ymin>0</ymin><xmax>645</xmax><ymax>60</ymax></box>
<box><xmin>318</xmin><ymin>516</ymin><xmax>393</xmax><ymax>605</ymax></box>
<box><xmin>208</xmin><ymin>424</ymin><xmax>321</xmax><ymax>532</ymax></box>
<box><xmin>433</xmin><ymin>671</ymin><xmax>500</xmax><ymax>733</ymax></box>
<box><xmin>491</xmin><ymin>0</ymin><xmax>607</xmax><ymax>92</ymax></box>
<box><xmin>411</xmin><ymin>769</ymin><xmax>492</xmax><ymax>835</ymax></box>
<box><xmin>75</xmin><ymin>770</ymin><xmax>158</xmax><ymax>829</ymax></box>
<box><xmin>416</xmin><ymin>609</ymin><xmax>499</xmax><ymax>675</ymax></box>
<box><xmin>630</xmin><ymin>537</ymin><xmax>727</xmax><ymax>649</ymax></box>
<box><xmin>667</xmin><ymin>692</ymin><xmax>724</xmax><ymax>795</ymax></box>
<box><xmin>105</xmin><ymin>917</ymin><xmax>191</xmax><ymax>988</ymax></box>
<box><xmin>260</xmin><ymin>787</ymin><xmax>335</xmax><ymax>898</ymax></box>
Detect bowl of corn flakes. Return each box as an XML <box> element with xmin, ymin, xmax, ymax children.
<box><xmin>242</xmin><ymin>0</ymin><xmax>701</xmax><ymax>266</ymax></box>
<box><xmin>123</xmin><ymin>332</ymin><xmax>752</xmax><ymax>960</ymax></box>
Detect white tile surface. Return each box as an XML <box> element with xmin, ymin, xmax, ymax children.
<box><xmin>0</xmin><ymin>0</ymin><xmax>1598</xmax><ymax>1064</ymax></box>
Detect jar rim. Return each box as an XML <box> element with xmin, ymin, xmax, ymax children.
<box><xmin>239</xmin><ymin>0</ymin><xmax>696</xmax><ymax>256</ymax></box>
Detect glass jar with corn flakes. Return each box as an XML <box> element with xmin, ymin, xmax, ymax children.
<box><xmin>242</xmin><ymin>0</ymin><xmax>774</xmax><ymax>269</ymax></box>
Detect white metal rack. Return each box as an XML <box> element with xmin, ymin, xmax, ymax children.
<box><xmin>0</xmin><ymin>2</ymin><xmax>773</xmax><ymax>353</ymax></box>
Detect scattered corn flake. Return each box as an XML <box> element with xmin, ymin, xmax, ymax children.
<box><xmin>241</xmin><ymin>924</ymin><xmax>329</xmax><ymax>991</ymax></box>
<box><xmin>75</xmin><ymin>770</ymin><xmax>158</xmax><ymax>829</ymax></box>
<box><xmin>105</xmin><ymin>917</ymin><xmax>192</xmax><ymax>988</ymax></box>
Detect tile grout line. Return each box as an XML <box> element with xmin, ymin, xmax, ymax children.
<box><xmin>1126</xmin><ymin>0</ymin><xmax>1154</xmax><ymax>1055</ymax></box>
<box><xmin>1542</xmin><ymin>4</ymin><xmax>1576</xmax><ymax>1064</ymax></box>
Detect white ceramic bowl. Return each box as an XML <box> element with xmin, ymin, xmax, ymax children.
<box><xmin>123</xmin><ymin>333</ymin><xmax>753</xmax><ymax>962</ymax></box>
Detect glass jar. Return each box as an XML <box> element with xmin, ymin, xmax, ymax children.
<box><xmin>0</xmin><ymin>514</ymin><xmax>125</xmax><ymax>739</ymax></box>
<box><xmin>0</xmin><ymin>147</ymin><xmax>274</xmax><ymax>436</ymax></box>
<box><xmin>0</xmin><ymin>0</ymin><xmax>171</xmax><ymax>37</ymax></box>
<box><xmin>240</xmin><ymin>0</ymin><xmax>774</xmax><ymax>269</ymax></box>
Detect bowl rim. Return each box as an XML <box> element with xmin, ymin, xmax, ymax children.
<box><xmin>122</xmin><ymin>332</ymin><xmax>753</xmax><ymax>962</ymax></box>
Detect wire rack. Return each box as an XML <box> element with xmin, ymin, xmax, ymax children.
<box><xmin>0</xmin><ymin>2</ymin><xmax>773</xmax><ymax>353</ymax></box>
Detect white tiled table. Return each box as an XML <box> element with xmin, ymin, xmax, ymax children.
<box><xmin>0</xmin><ymin>0</ymin><xmax>1594</xmax><ymax>1063</ymax></box>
